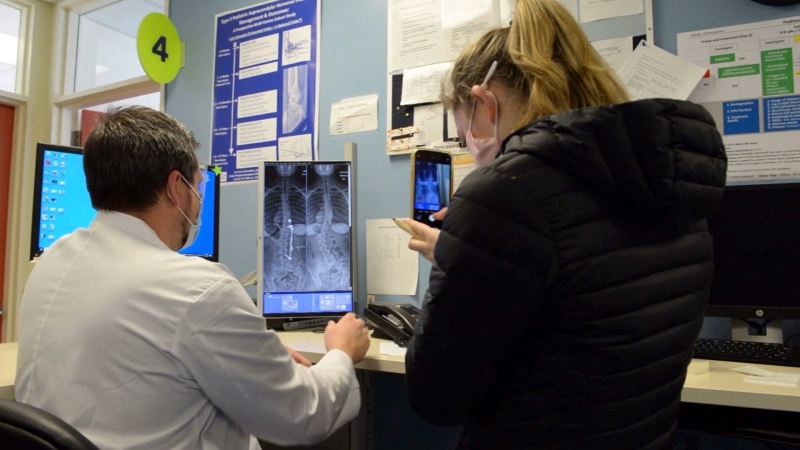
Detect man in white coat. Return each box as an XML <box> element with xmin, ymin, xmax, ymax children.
<box><xmin>15</xmin><ymin>106</ymin><xmax>371</xmax><ymax>450</ymax></box>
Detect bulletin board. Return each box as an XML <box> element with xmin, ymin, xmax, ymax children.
<box><xmin>385</xmin><ymin>0</ymin><xmax>654</xmax><ymax>154</ymax></box>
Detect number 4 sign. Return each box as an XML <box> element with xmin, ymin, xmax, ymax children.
<box><xmin>137</xmin><ymin>13</ymin><xmax>183</xmax><ymax>84</ymax></box>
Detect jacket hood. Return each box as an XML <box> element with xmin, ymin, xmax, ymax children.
<box><xmin>502</xmin><ymin>99</ymin><xmax>727</xmax><ymax>228</ymax></box>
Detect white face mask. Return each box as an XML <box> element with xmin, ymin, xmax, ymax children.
<box><xmin>169</xmin><ymin>174</ymin><xmax>203</xmax><ymax>250</ymax></box>
<box><xmin>466</xmin><ymin>60</ymin><xmax>502</xmax><ymax>167</ymax></box>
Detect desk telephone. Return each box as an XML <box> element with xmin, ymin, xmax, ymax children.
<box><xmin>363</xmin><ymin>303</ymin><xmax>420</xmax><ymax>347</ymax></box>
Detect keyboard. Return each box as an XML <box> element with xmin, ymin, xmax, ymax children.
<box><xmin>693</xmin><ymin>338</ymin><xmax>800</xmax><ymax>367</ymax></box>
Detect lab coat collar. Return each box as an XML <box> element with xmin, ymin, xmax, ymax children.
<box><xmin>92</xmin><ymin>211</ymin><xmax>171</xmax><ymax>252</ymax></box>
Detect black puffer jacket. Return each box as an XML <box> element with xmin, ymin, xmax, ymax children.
<box><xmin>405</xmin><ymin>99</ymin><xmax>727</xmax><ymax>449</ymax></box>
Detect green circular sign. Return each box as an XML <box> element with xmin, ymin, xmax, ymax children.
<box><xmin>137</xmin><ymin>13</ymin><xmax>181</xmax><ymax>84</ymax></box>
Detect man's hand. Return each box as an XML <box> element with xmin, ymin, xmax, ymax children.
<box><xmin>324</xmin><ymin>313</ymin><xmax>371</xmax><ymax>363</ymax></box>
<box><xmin>285</xmin><ymin>345</ymin><xmax>312</xmax><ymax>367</ymax></box>
<box><xmin>403</xmin><ymin>218</ymin><xmax>441</xmax><ymax>263</ymax></box>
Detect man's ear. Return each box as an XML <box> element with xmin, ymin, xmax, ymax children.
<box><xmin>470</xmin><ymin>84</ymin><xmax>497</xmax><ymax>124</ymax></box>
<box><xmin>165</xmin><ymin>170</ymin><xmax>182</xmax><ymax>206</ymax></box>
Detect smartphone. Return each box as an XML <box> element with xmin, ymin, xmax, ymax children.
<box><xmin>410</xmin><ymin>149</ymin><xmax>452</xmax><ymax>229</ymax></box>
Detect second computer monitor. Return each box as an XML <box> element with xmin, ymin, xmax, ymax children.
<box><xmin>257</xmin><ymin>161</ymin><xmax>354</xmax><ymax>317</ymax></box>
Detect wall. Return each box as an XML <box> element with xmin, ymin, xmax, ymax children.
<box><xmin>166</xmin><ymin>0</ymin><xmax>800</xmax><ymax>448</ymax></box>
<box><xmin>167</xmin><ymin>0</ymin><xmax>429</xmax><ymax>308</ymax></box>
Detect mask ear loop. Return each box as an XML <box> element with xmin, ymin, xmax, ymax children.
<box><xmin>481</xmin><ymin>61</ymin><xmax>499</xmax><ymax>138</ymax></box>
<box><xmin>481</xmin><ymin>61</ymin><xmax>498</xmax><ymax>90</ymax></box>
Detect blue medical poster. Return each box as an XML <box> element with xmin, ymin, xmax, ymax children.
<box><xmin>211</xmin><ymin>0</ymin><xmax>319</xmax><ymax>183</ymax></box>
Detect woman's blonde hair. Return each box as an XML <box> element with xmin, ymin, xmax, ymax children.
<box><xmin>441</xmin><ymin>0</ymin><xmax>630</xmax><ymax>127</ymax></box>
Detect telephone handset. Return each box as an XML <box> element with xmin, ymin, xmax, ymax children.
<box><xmin>363</xmin><ymin>302</ymin><xmax>421</xmax><ymax>347</ymax></box>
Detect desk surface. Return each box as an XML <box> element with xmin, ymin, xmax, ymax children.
<box><xmin>4</xmin><ymin>335</ymin><xmax>800</xmax><ymax>412</ymax></box>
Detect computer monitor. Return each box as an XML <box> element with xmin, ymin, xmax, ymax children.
<box><xmin>257</xmin><ymin>161</ymin><xmax>354</xmax><ymax>318</ymax></box>
<box><xmin>706</xmin><ymin>182</ymin><xmax>800</xmax><ymax>341</ymax></box>
<box><xmin>29</xmin><ymin>142</ymin><xmax>221</xmax><ymax>262</ymax></box>
<box><xmin>29</xmin><ymin>143</ymin><xmax>95</xmax><ymax>260</ymax></box>
<box><xmin>179</xmin><ymin>167</ymin><xmax>221</xmax><ymax>261</ymax></box>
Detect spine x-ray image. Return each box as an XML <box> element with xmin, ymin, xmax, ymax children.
<box><xmin>262</xmin><ymin>163</ymin><xmax>351</xmax><ymax>292</ymax></box>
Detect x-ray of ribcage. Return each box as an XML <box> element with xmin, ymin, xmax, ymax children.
<box><xmin>262</xmin><ymin>163</ymin><xmax>351</xmax><ymax>292</ymax></box>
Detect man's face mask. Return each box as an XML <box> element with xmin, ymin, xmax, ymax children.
<box><xmin>170</xmin><ymin>173</ymin><xmax>204</xmax><ymax>250</ymax></box>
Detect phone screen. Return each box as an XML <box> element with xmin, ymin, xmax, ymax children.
<box><xmin>412</xmin><ymin>151</ymin><xmax>452</xmax><ymax>229</ymax></box>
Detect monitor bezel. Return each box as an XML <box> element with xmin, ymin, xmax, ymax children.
<box><xmin>705</xmin><ymin>182</ymin><xmax>800</xmax><ymax>320</ymax></box>
<box><xmin>256</xmin><ymin>160</ymin><xmax>355</xmax><ymax>318</ymax></box>
<box><xmin>29</xmin><ymin>143</ymin><xmax>85</xmax><ymax>261</ymax></box>
<box><xmin>178</xmin><ymin>165</ymin><xmax>221</xmax><ymax>262</ymax></box>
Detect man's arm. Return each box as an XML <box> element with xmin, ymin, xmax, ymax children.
<box><xmin>405</xmin><ymin>166</ymin><xmax>556</xmax><ymax>426</ymax></box>
<box><xmin>173</xmin><ymin>277</ymin><xmax>359</xmax><ymax>447</ymax></box>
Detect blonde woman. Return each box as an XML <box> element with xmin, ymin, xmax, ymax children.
<box><xmin>401</xmin><ymin>1</ymin><xmax>726</xmax><ymax>448</ymax></box>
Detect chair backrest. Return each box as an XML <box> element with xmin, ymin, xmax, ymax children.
<box><xmin>0</xmin><ymin>399</ymin><xmax>99</xmax><ymax>450</ymax></box>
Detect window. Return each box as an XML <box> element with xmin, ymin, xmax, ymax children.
<box><xmin>0</xmin><ymin>2</ymin><xmax>22</xmax><ymax>93</ymax></box>
<box><xmin>72</xmin><ymin>0</ymin><xmax>165</xmax><ymax>93</ymax></box>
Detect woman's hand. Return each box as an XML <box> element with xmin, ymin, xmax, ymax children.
<box><xmin>402</xmin><ymin>218</ymin><xmax>442</xmax><ymax>263</ymax></box>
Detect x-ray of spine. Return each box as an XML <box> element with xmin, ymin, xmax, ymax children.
<box><xmin>262</xmin><ymin>163</ymin><xmax>351</xmax><ymax>292</ymax></box>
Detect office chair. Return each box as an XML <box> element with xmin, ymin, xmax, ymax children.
<box><xmin>0</xmin><ymin>399</ymin><xmax>99</xmax><ymax>450</ymax></box>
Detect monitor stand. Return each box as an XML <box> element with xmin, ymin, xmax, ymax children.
<box><xmin>731</xmin><ymin>318</ymin><xmax>783</xmax><ymax>344</ymax></box>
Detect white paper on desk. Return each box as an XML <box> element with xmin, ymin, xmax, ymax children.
<box><xmin>366</xmin><ymin>219</ymin><xmax>419</xmax><ymax>295</ymax></box>
<box><xmin>744</xmin><ymin>375</ymin><xmax>800</xmax><ymax>388</ymax></box>
<box><xmin>413</xmin><ymin>104</ymin><xmax>444</xmax><ymax>146</ymax></box>
<box><xmin>617</xmin><ymin>41</ymin><xmax>707</xmax><ymax>101</ymax></box>
<box><xmin>442</xmin><ymin>0</ymin><xmax>500</xmax><ymax>60</ymax></box>
<box><xmin>391</xmin><ymin>0</ymin><xmax>443</xmax><ymax>71</ymax></box>
<box><xmin>591</xmin><ymin>36</ymin><xmax>634</xmax><ymax>73</ymax></box>
<box><xmin>330</xmin><ymin>94</ymin><xmax>378</xmax><ymax>136</ymax></box>
<box><xmin>579</xmin><ymin>0</ymin><xmax>643</xmax><ymax>23</ymax></box>
<box><xmin>380</xmin><ymin>341</ymin><xmax>408</xmax><ymax>356</ymax></box>
<box><xmin>401</xmin><ymin>62</ymin><xmax>453</xmax><ymax>105</ymax></box>
<box><xmin>731</xmin><ymin>365</ymin><xmax>800</xmax><ymax>387</ymax></box>
<box><xmin>730</xmin><ymin>365</ymin><xmax>776</xmax><ymax>377</ymax></box>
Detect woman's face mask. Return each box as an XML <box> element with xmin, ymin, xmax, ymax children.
<box><xmin>464</xmin><ymin>61</ymin><xmax>502</xmax><ymax>167</ymax></box>
<box><xmin>465</xmin><ymin>90</ymin><xmax>501</xmax><ymax>167</ymax></box>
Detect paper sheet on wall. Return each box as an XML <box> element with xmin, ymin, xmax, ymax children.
<box><xmin>391</xmin><ymin>0</ymin><xmax>444</xmax><ymax>70</ymax></box>
<box><xmin>442</xmin><ymin>0</ymin><xmax>499</xmax><ymax>60</ymax></box>
<box><xmin>579</xmin><ymin>0</ymin><xmax>643</xmax><ymax>23</ymax></box>
<box><xmin>677</xmin><ymin>16</ymin><xmax>800</xmax><ymax>184</ymax></box>
<box><xmin>446</xmin><ymin>109</ymin><xmax>459</xmax><ymax>139</ymax></box>
<box><xmin>366</xmin><ymin>219</ymin><xmax>419</xmax><ymax>295</ymax></box>
<box><xmin>617</xmin><ymin>41</ymin><xmax>706</xmax><ymax>101</ymax></box>
<box><xmin>591</xmin><ymin>36</ymin><xmax>634</xmax><ymax>73</ymax></box>
<box><xmin>401</xmin><ymin>62</ymin><xmax>453</xmax><ymax>105</ymax></box>
<box><xmin>330</xmin><ymin>94</ymin><xmax>379</xmax><ymax>136</ymax></box>
<box><xmin>413</xmin><ymin>104</ymin><xmax>445</xmax><ymax>145</ymax></box>
<box><xmin>452</xmin><ymin>152</ymin><xmax>476</xmax><ymax>192</ymax></box>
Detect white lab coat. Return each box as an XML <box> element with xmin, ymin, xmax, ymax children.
<box><xmin>16</xmin><ymin>211</ymin><xmax>360</xmax><ymax>450</ymax></box>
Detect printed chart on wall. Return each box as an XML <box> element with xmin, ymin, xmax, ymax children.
<box><xmin>386</xmin><ymin>0</ymin><xmax>652</xmax><ymax>155</ymax></box>
<box><xmin>211</xmin><ymin>0</ymin><xmax>319</xmax><ymax>184</ymax></box>
<box><xmin>678</xmin><ymin>17</ymin><xmax>800</xmax><ymax>185</ymax></box>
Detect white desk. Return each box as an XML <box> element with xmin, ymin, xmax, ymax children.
<box><xmin>0</xmin><ymin>342</ymin><xmax>18</xmax><ymax>400</ymax></box>
<box><xmin>4</xmin><ymin>334</ymin><xmax>800</xmax><ymax>414</ymax></box>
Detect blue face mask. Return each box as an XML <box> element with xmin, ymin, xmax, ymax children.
<box><xmin>171</xmin><ymin>174</ymin><xmax>203</xmax><ymax>250</ymax></box>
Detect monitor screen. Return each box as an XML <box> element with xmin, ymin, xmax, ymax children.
<box><xmin>179</xmin><ymin>168</ymin><xmax>220</xmax><ymax>262</ymax></box>
<box><xmin>257</xmin><ymin>161</ymin><xmax>354</xmax><ymax>317</ymax></box>
<box><xmin>30</xmin><ymin>142</ymin><xmax>220</xmax><ymax>262</ymax></box>
<box><xmin>706</xmin><ymin>183</ymin><xmax>800</xmax><ymax>319</ymax></box>
<box><xmin>30</xmin><ymin>144</ymin><xmax>96</xmax><ymax>260</ymax></box>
